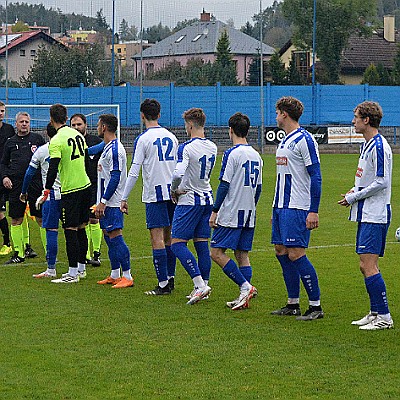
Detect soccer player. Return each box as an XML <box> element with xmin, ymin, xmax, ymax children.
<box><xmin>270</xmin><ymin>96</ymin><xmax>323</xmax><ymax>321</ymax></box>
<box><xmin>37</xmin><ymin>104</ymin><xmax>91</xmax><ymax>283</ymax></box>
<box><xmin>170</xmin><ymin>108</ymin><xmax>217</xmax><ymax>304</ymax></box>
<box><xmin>338</xmin><ymin>101</ymin><xmax>394</xmax><ymax>330</ymax></box>
<box><xmin>94</xmin><ymin>114</ymin><xmax>133</xmax><ymax>288</ymax></box>
<box><xmin>0</xmin><ymin>101</ymin><xmax>15</xmax><ymax>256</ymax></box>
<box><xmin>209</xmin><ymin>112</ymin><xmax>261</xmax><ymax>310</ymax></box>
<box><xmin>70</xmin><ymin>113</ymin><xmax>103</xmax><ymax>266</ymax></box>
<box><xmin>1</xmin><ymin>111</ymin><xmax>45</xmax><ymax>264</ymax></box>
<box><xmin>20</xmin><ymin>123</ymin><xmax>61</xmax><ymax>278</ymax></box>
<box><xmin>121</xmin><ymin>99</ymin><xmax>178</xmax><ymax>295</ymax></box>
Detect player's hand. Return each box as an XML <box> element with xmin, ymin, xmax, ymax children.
<box><xmin>170</xmin><ymin>189</ymin><xmax>187</xmax><ymax>204</ymax></box>
<box><xmin>35</xmin><ymin>189</ymin><xmax>50</xmax><ymax>210</ymax></box>
<box><xmin>120</xmin><ymin>200</ymin><xmax>128</xmax><ymax>215</ymax></box>
<box><xmin>306</xmin><ymin>212</ymin><xmax>319</xmax><ymax>230</ymax></box>
<box><xmin>95</xmin><ymin>202</ymin><xmax>106</xmax><ymax>218</ymax></box>
<box><xmin>19</xmin><ymin>193</ymin><xmax>28</xmax><ymax>203</ymax></box>
<box><xmin>209</xmin><ymin>211</ymin><xmax>218</xmax><ymax>228</ymax></box>
<box><xmin>338</xmin><ymin>193</ymin><xmax>350</xmax><ymax>207</ymax></box>
<box><xmin>3</xmin><ymin>177</ymin><xmax>12</xmax><ymax>189</ymax></box>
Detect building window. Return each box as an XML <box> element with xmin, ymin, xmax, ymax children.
<box><xmin>175</xmin><ymin>35</ymin><xmax>185</xmax><ymax>43</ymax></box>
<box><xmin>146</xmin><ymin>63</ymin><xmax>154</xmax><ymax>74</ymax></box>
<box><xmin>30</xmin><ymin>49</ymin><xmax>36</xmax><ymax>57</ymax></box>
<box><xmin>20</xmin><ymin>49</ymin><xmax>26</xmax><ymax>57</ymax></box>
<box><xmin>117</xmin><ymin>48</ymin><xmax>122</xmax><ymax>53</ymax></box>
<box><xmin>192</xmin><ymin>34</ymin><xmax>202</xmax><ymax>42</ymax></box>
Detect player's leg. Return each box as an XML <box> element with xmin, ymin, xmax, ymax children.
<box><xmin>164</xmin><ymin>200</ymin><xmax>177</xmax><ymax>288</ymax></box>
<box><xmin>0</xmin><ymin>192</ymin><xmax>12</xmax><ymax>255</ymax></box>
<box><xmin>353</xmin><ymin>223</ymin><xmax>393</xmax><ymax>330</ymax></box>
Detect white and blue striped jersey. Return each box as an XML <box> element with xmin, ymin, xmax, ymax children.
<box><xmin>349</xmin><ymin>133</ymin><xmax>392</xmax><ymax>224</ymax></box>
<box><xmin>97</xmin><ymin>138</ymin><xmax>127</xmax><ymax>208</ymax></box>
<box><xmin>273</xmin><ymin>127</ymin><xmax>320</xmax><ymax>210</ymax></box>
<box><xmin>173</xmin><ymin>137</ymin><xmax>217</xmax><ymax>206</ymax></box>
<box><xmin>130</xmin><ymin>126</ymin><xmax>178</xmax><ymax>203</ymax></box>
<box><xmin>29</xmin><ymin>143</ymin><xmax>61</xmax><ymax>200</ymax></box>
<box><xmin>217</xmin><ymin>144</ymin><xmax>263</xmax><ymax>228</ymax></box>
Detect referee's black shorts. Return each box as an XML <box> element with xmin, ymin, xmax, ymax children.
<box><xmin>61</xmin><ymin>187</ymin><xmax>91</xmax><ymax>229</ymax></box>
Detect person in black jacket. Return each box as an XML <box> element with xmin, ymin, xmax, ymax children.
<box><xmin>70</xmin><ymin>113</ymin><xmax>103</xmax><ymax>266</ymax></box>
<box><xmin>0</xmin><ymin>101</ymin><xmax>15</xmax><ymax>256</ymax></box>
<box><xmin>1</xmin><ymin>111</ymin><xmax>45</xmax><ymax>264</ymax></box>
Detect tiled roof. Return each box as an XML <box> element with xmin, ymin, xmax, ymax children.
<box><xmin>0</xmin><ymin>30</ymin><xmax>61</xmax><ymax>56</ymax></box>
<box><xmin>133</xmin><ymin>20</ymin><xmax>274</xmax><ymax>59</ymax></box>
<box><xmin>341</xmin><ymin>29</ymin><xmax>399</xmax><ymax>72</ymax></box>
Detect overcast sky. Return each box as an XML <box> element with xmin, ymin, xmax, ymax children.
<box><xmin>19</xmin><ymin>0</ymin><xmax>275</xmax><ymax>30</ymax></box>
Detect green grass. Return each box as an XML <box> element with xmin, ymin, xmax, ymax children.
<box><xmin>1</xmin><ymin>154</ymin><xmax>400</xmax><ymax>399</ymax></box>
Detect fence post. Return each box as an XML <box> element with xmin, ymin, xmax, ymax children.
<box><xmin>266</xmin><ymin>82</ymin><xmax>271</xmax><ymax>126</ymax></box>
<box><xmin>169</xmin><ymin>82</ymin><xmax>175</xmax><ymax>127</ymax></box>
<box><xmin>126</xmin><ymin>82</ymin><xmax>131</xmax><ymax>127</ymax></box>
<box><xmin>79</xmin><ymin>83</ymin><xmax>84</xmax><ymax>104</ymax></box>
<box><xmin>363</xmin><ymin>83</ymin><xmax>369</xmax><ymax>101</ymax></box>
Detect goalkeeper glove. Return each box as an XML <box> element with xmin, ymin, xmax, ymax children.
<box><xmin>36</xmin><ymin>189</ymin><xmax>50</xmax><ymax>210</ymax></box>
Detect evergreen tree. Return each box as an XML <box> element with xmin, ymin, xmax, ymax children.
<box><xmin>268</xmin><ymin>52</ymin><xmax>287</xmax><ymax>84</ymax></box>
<box><xmin>392</xmin><ymin>43</ymin><xmax>400</xmax><ymax>84</ymax></box>
<box><xmin>286</xmin><ymin>58</ymin><xmax>305</xmax><ymax>85</ymax></box>
<box><xmin>361</xmin><ymin>64</ymin><xmax>380</xmax><ymax>85</ymax></box>
<box><xmin>376</xmin><ymin>63</ymin><xmax>392</xmax><ymax>85</ymax></box>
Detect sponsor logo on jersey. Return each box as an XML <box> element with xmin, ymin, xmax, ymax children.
<box><xmin>276</xmin><ymin>156</ymin><xmax>288</xmax><ymax>166</ymax></box>
<box><xmin>31</xmin><ymin>145</ymin><xmax>37</xmax><ymax>153</ymax></box>
<box><xmin>356</xmin><ymin>167</ymin><xmax>363</xmax><ymax>178</ymax></box>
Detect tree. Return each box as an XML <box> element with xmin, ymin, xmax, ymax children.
<box><xmin>212</xmin><ymin>30</ymin><xmax>239</xmax><ymax>85</ymax></box>
<box><xmin>172</xmin><ymin>18</ymin><xmax>199</xmax><ymax>33</ymax></box>
<box><xmin>142</xmin><ymin>23</ymin><xmax>171</xmax><ymax>43</ymax></box>
<box><xmin>119</xmin><ymin>18</ymin><xmax>137</xmax><ymax>41</ymax></box>
<box><xmin>361</xmin><ymin>64</ymin><xmax>380</xmax><ymax>85</ymax></box>
<box><xmin>268</xmin><ymin>52</ymin><xmax>286</xmax><ymax>84</ymax></box>
<box><xmin>11</xmin><ymin>20</ymin><xmax>29</xmax><ymax>33</ymax></box>
<box><xmin>21</xmin><ymin>44</ymin><xmax>110</xmax><ymax>87</ymax></box>
<box><xmin>392</xmin><ymin>43</ymin><xmax>400</xmax><ymax>84</ymax></box>
<box><xmin>282</xmin><ymin>0</ymin><xmax>376</xmax><ymax>84</ymax></box>
<box><xmin>94</xmin><ymin>9</ymin><xmax>109</xmax><ymax>32</ymax></box>
<box><xmin>376</xmin><ymin>63</ymin><xmax>392</xmax><ymax>85</ymax></box>
<box><xmin>286</xmin><ymin>58</ymin><xmax>305</xmax><ymax>85</ymax></box>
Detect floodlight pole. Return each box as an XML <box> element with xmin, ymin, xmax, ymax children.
<box><xmin>111</xmin><ymin>0</ymin><xmax>116</xmax><ymax>103</ymax></box>
<box><xmin>311</xmin><ymin>0</ymin><xmax>317</xmax><ymax>124</ymax></box>
<box><xmin>259</xmin><ymin>0</ymin><xmax>265</xmax><ymax>153</ymax></box>
<box><xmin>139</xmin><ymin>0</ymin><xmax>144</xmax><ymax>133</ymax></box>
<box><xmin>5</xmin><ymin>0</ymin><xmax>9</xmax><ymax>105</ymax></box>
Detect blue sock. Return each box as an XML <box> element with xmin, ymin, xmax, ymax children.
<box><xmin>153</xmin><ymin>248</ymin><xmax>168</xmax><ymax>283</ymax></box>
<box><xmin>194</xmin><ymin>241</ymin><xmax>211</xmax><ymax>281</ymax></box>
<box><xmin>165</xmin><ymin>245</ymin><xmax>176</xmax><ymax>277</ymax></box>
<box><xmin>171</xmin><ymin>242</ymin><xmax>201</xmax><ymax>279</ymax></box>
<box><xmin>365</xmin><ymin>273</ymin><xmax>389</xmax><ymax>315</ymax></box>
<box><xmin>111</xmin><ymin>235</ymin><xmax>131</xmax><ymax>272</ymax></box>
<box><xmin>276</xmin><ymin>254</ymin><xmax>300</xmax><ymax>298</ymax></box>
<box><xmin>292</xmin><ymin>255</ymin><xmax>320</xmax><ymax>302</ymax></box>
<box><xmin>46</xmin><ymin>230</ymin><xmax>58</xmax><ymax>268</ymax></box>
<box><xmin>104</xmin><ymin>235</ymin><xmax>119</xmax><ymax>270</ymax></box>
<box><xmin>222</xmin><ymin>259</ymin><xmax>246</xmax><ymax>286</ymax></box>
<box><xmin>239</xmin><ymin>266</ymin><xmax>252</xmax><ymax>283</ymax></box>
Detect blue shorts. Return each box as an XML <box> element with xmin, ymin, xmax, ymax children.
<box><xmin>100</xmin><ymin>207</ymin><xmax>124</xmax><ymax>232</ymax></box>
<box><xmin>172</xmin><ymin>205</ymin><xmax>212</xmax><ymax>240</ymax></box>
<box><xmin>271</xmin><ymin>208</ymin><xmax>310</xmax><ymax>248</ymax></box>
<box><xmin>356</xmin><ymin>222</ymin><xmax>389</xmax><ymax>257</ymax></box>
<box><xmin>42</xmin><ymin>197</ymin><xmax>61</xmax><ymax>229</ymax></box>
<box><xmin>210</xmin><ymin>226</ymin><xmax>254</xmax><ymax>251</ymax></box>
<box><xmin>145</xmin><ymin>201</ymin><xmax>175</xmax><ymax>229</ymax></box>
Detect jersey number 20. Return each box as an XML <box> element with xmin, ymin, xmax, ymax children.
<box><xmin>68</xmin><ymin>135</ymin><xmax>86</xmax><ymax>160</ymax></box>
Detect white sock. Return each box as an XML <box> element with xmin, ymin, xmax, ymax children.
<box><xmin>68</xmin><ymin>267</ymin><xmax>78</xmax><ymax>277</ymax></box>
<box><xmin>111</xmin><ymin>269</ymin><xmax>121</xmax><ymax>279</ymax></box>
<box><xmin>240</xmin><ymin>281</ymin><xmax>252</xmax><ymax>292</ymax></box>
<box><xmin>77</xmin><ymin>262</ymin><xmax>86</xmax><ymax>273</ymax></box>
<box><xmin>380</xmin><ymin>313</ymin><xmax>392</xmax><ymax>321</ymax></box>
<box><xmin>193</xmin><ymin>275</ymin><xmax>205</xmax><ymax>288</ymax></box>
<box><xmin>288</xmin><ymin>298</ymin><xmax>300</xmax><ymax>305</ymax></box>
<box><xmin>309</xmin><ymin>300</ymin><xmax>321</xmax><ymax>307</ymax></box>
<box><xmin>123</xmin><ymin>270</ymin><xmax>132</xmax><ymax>280</ymax></box>
<box><xmin>159</xmin><ymin>280</ymin><xmax>169</xmax><ymax>288</ymax></box>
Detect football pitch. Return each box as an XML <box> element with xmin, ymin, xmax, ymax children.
<box><xmin>1</xmin><ymin>154</ymin><xmax>399</xmax><ymax>399</ymax></box>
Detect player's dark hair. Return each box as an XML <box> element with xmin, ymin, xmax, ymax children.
<box><xmin>99</xmin><ymin>114</ymin><xmax>118</xmax><ymax>133</ymax></box>
<box><xmin>228</xmin><ymin>112</ymin><xmax>250</xmax><ymax>138</ymax></box>
<box><xmin>50</xmin><ymin>104</ymin><xmax>67</xmax><ymax>124</ymax></box>
<box><xmin>276</xmin><ymin>96</ymin><xmax>304</xmax><ymax>122</ymax></box>
<box><xmin>70</xmin><ymin>113</ymin><xmax>87</xmax><ymax>125</ymax></box>
<box><xmin>183</xmin><ymin>108</ymin><xmax>206</xmax><ymax>128</ymax></box>
<box><xmin>0</xmin><ymin>101</ymin><xmax>5</xmax><ymax>107</ymax></box>
<box><xmin>354</xmin><ymin>101</ymin><xmax>383</xmax><ymax>129</ymax></box>
<box><xmin>140</xmin><ymin>99</ymin><xmax>160</xmax><ymax>121</ymax></box>
<box><xmin>46</xmin><ymin>122</ymin><xmax>57</xmax><ymax>138</ymax></box>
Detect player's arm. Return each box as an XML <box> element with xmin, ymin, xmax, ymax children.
<box><xmin>345</xmin><ymin>176</ymin><xmax>389</xmax><ymax>205</ymax></box>
<box><xmin>209</xmin><ymin>180</ymin><xmax>230</xmax><ymax>228</ymax></box>
<box><xmin>36</xmin><ymin>157</ymin><xmax>60</xmax><ymax>207</ymax></box>
<box><xmin>306</xmin><ymin>162</ymin><xmax>322</xmax><ymax>229</ymax></box>
<box><xmin>96</xmin><ymin>169</ymin><xmax>121</xmax><ymax>218</ymax></box>
<box><xmin>87</xmin><ymin>141</ymin><xmax>105</xmax><ymax>156</ymax></box>
<box><xmin>1</xmin><ymin>141</ymin><xmax>13</xmax><ymax>188</ymax></box>
<box><xmin>20</xmin><ymin>158</ymin><xmax>40</xmax><ymax>202</ymax></box>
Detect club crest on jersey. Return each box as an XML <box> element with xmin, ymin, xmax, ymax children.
<box><xmin>31</xmin><ymin>145</ymin><xmax>37</xmax><ymax>153</ymax></box>
<box><xmin>276</xmin><ymin>156</ymin><xmax>288</xmax><ymax>166</ymax></box>
<box><xmin>356</xmin><ymin>167</ymin><xmax>363</xmax><ymax>177</ymax></box>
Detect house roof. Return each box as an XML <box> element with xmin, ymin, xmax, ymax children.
<box><xmin>341</xmin><ymin>29</ymin><xmax>399</xmax><ymax>72</ymax></box>
<box><xmin>0</xmin><ymin>30</ymin><xmax>62</xmax><ymax>56</ymax></box>
<box><xmin>133</xmin><ymin>20</ymin><xmax>274</xmax><ymax>59</ymax></box>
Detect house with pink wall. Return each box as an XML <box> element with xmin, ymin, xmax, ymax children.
<box><xmin>132</xmin><ymin>11</ymin><xmax>274</xmax><ymax>85</ymax></box>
